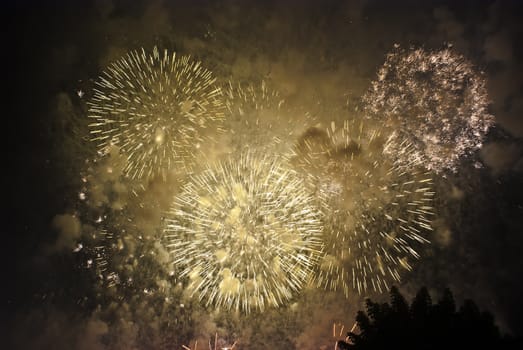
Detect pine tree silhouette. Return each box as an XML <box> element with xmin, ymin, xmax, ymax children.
<box><xmin>335</xmin><ymin>286</ymin><xmax>520</xmax><ymax>350</ymax></box>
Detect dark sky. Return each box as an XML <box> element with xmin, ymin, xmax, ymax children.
<box><xmin>5</xmin><ymin>1</ymin><xmax>523</xmax><ymax>349</ymax></box>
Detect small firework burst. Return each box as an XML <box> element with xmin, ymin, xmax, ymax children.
<box><xmin>87</xmin><ymin>46</ymin><xmax>225</xmax><ymax>181</ymax></box>
<box><xmin>293</xmin><ymin>119</ymin><xmax>434</xmax><ymax>296</ymax></box>
<box><xmin>81</xmin><ymin>227</ymin><xmax>123</xmax><ymax>287</ymax></box>
<box><xmin>183</xmin><ymin>332</ymin><xmax>238</xmax><ymax>350</ymax></box>
<box><xmin>165</xmin><ymin>152</ymin><xmax>323</xmax><ymax>312</ymax></box>
<box><xmin>224</xmin><ymin>80</ymin><xmax>314</xmax><ymax>156</ymax></box>
<box><xmin>332</xmin><ymin>322</ymin><xmax>357</xmax><ymax>348</ymax></box>
<box><xmin>363</xmin><ymin>46</ymin><xmax>494</xmax><ymax>173</ymax></box>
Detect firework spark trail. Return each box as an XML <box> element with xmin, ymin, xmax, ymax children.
<box><xmin>224</xmin><ymin>80</ymin><xmax>314</xmax><ymax>156</ymax></box>
<box><xmin>363</xmin><ymin>46</ymin><xmax>494</xmax><ymax>173</ymax></box>
<box><xmin>87</xmin><ymin>229</ymin><xmax>113</xmax><ymax>276</ymax></box>
<box><xmin>87</xmin><ymin>47</ymin><xmax>225</xmax><ymax>181</ymax></box>
<box><xmin>165</xmin><ymin>152</ymin><xmax>323</xmax><ymax>312</ymax></box>
<box><xmin>293</xmin><ymin>119</ymin><xmax>434</xmax><ymax>296</ymax></box>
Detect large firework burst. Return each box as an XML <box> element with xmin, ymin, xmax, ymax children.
<box><xmin>224</xmin><ymin>80</ymin><xmax>314</xmax><ymax>156</ymax></box>
<box><xmin>87</xmin><ymin>47</ymin><xmax>225</xmax><ymax>181</ymax></box>
<box><xmin>293</xmin><ymin>119</ymin><xmax>434</xmax><ymax>296</ymax></box>
<box><xmin>363</xmin><ymin>46</ymin><xmax>494</xmax><ymax>173</ymax></box>
<box><xmin>164</xmin><ymin>152</ymin><xmax>323</xmax><ymax>312</ymax></box>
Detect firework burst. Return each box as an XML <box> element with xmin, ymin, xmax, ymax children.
<box><xmin>224</xmin><ymin>80</ymin><xmax>314</xmax><ymax>156</ymax></box>
<box><xmin>165</xmin><ymin>152</ymin><xmax>323</xmax><ymax>312</ymax></box>
<box><xmin>87</xmin><ymin>46</ymin><xmax>225</xmax><ymax>181</ymax></box>
<box><xmin>293</xmin><ymin>119</ymin><xmax>434</xmax><ymax>296</ymax></box>
<box><xmin>83</xmin><ymin>228</ymin><xmax>126</xmax><ymax>288</ymax></box>
<box><xmin>363</xmin><ymin>45</ymin><xmax>494</xmax><ymax>173</ymax></box>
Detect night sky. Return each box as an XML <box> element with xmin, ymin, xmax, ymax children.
<box><xmin>5</xmin><ymin>1</ymin><xmax>523</xmax><ymax>349</ymax></box>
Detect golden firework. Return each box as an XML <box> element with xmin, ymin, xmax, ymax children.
<box><xmin>293</xmin><ymin>119</ymin><xmax>434</xmax><ymax>296</ymax></box>
<box><xmin>165</xmin><ymin>152</ymin><xmax>323</xmax><ymax>312</ymax></box>
<box><xmin>224</xmin><ymin>80</ymin><xmax>314</xmax><ymax>156</ymax></box>
<box><xmin>88</xmin><ymin>47</ymin><xmax>225</xmax><ymax>181</ymax></box>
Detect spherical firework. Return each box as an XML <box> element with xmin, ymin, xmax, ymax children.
<box><xmin>224</xmin><ymin>80</ymin><xmax>314</xmax><ymax>156</ymax></box>
<box><xmin>293</xmin><ymin>119</ymin><xmax>434</xmax><ymax>296</ymax></box>
<box><xmin>87</xmin><ymin>47</ymin><xmax>225</xmax><ymax>181</ymax></box>
<box><xmin>164</xmin><ymin>152</ymin><xmax>323</xmax><ymax>312</ymax></box>
<box><xmin>363</xmin><ymin>46</ymin><xmax>494</xmax><ymax>173</ymax></box>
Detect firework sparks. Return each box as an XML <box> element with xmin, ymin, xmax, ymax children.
<box><xmin>87</xmin><ymin>46</ymin><xmax>225</xmax><ymax>181</ymax></box>
<box><xmin>183</xmin><ymin>333</ymin><xmax>238</xmax><ymax>350</ymax></box>
<box><xmin>332</xmin><ymin>322</ymin><xmax>357</xmax><ymax>349</ymax></box>
<box><xmin>80</xmin><ymin>227</ymin><xmax>124</xmax><ymax>289</ymax></box>
<box><xmin>224</xmin><ymin>80</ymin><xmax>314</xmax><ymax>156</ymax></box>
<box><xmin>363</xmin><ymin>45</ymin><xmax>494</xmax><ymax>173</ymax></box>
<box><xmin>165</xmin><ymin>152</ymin><xmax>323</xmax><ymax>312</ymax></box>
<box><xmin>293</xmin><ymin>119</ymin><xmax>434</xmax><ymax>296</ymax></box>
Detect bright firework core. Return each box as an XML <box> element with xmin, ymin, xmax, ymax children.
<box><xmin>87</xmin><ymin>47</ymin><xmax>225</xmax><ymax>181</ymax></box>
<box><xmin>164</xmin><ymin>152</ymin><xmax>323</xmax><ymax>313</ymax></box>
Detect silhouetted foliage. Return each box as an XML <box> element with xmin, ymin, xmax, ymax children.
<box><xmin>336</xmin><ymin>286</ymin><xmax>520</xmax><ymax>350</ymax></box>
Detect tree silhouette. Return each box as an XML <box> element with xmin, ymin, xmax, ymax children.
<box><xmin>336</xmin><ymin>286</ymin><xmax>520</xmax><ymax>350</ymax></box>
